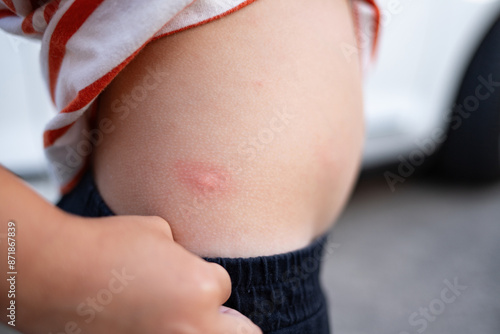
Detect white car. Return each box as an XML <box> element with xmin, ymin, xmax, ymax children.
<box><xmin>362</xmin><ymin>0</ymin><xmax>500</xmax><ymax>189</ymax></box>
<box><xmin>1</xmin><ymin>0</ymin><xmax>500</xmax><ymax>186</ymax></box>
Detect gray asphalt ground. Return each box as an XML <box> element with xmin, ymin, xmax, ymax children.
<box><xmin>1</xmin><ymin>174</ymin><xmax>499</xmax><ymax>333</ymax></box>
<box><xmin>322</xmin><ymin>175</ymin><xmax>500</xmax><ymax>334</ymax></box>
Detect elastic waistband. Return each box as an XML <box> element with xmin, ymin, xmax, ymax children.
<box><xmin>205</xmin><ymin>236</ymin><xmax>328</xmax><ymax>332</ymax></box>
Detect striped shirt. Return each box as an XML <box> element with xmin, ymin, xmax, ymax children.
<box><xmin>0</xmin><ymin>0</ymin><xmax>379</xmax><ymax>193</ymax></box>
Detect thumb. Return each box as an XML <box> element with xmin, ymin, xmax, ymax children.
<box><xmin>217</xmin><ymin>307</ymin><xmax>263</xmax><ymax>334</ymax></box>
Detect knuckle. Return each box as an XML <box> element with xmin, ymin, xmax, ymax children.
<box><xmin>199</xmin><ymin>278</ymin><xmax>221</xmax><ymax>299</ymax></box>
<box><xmin>197</xmin><ymin>279</ymin><xmax>221</xmax><ymax>301</ymax></box>
<box><xmin>189</xmin><ymin>266</ymin><xmax>221</xmax><ymax>300</ymax></box>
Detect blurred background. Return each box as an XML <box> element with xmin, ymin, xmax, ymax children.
<box><xmin>1</xmin><ymin>0</ymin><xmax>500</xmax><ymax>333</ymax></box>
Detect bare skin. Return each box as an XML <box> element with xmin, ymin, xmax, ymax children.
<box><xmin>94</xmin><ymin>0</ymin><xmax>364</xmax><ymax>257</ymax></box>
<box><xmin>0</xmin><ymin>167</ymin><xmax>261</xmax><ymax>333</ymax></box>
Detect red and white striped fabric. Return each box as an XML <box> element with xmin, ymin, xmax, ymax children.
<box><xmin>0</xmin><ymin>0</ymin><xmax>379</xmax><ymax>193</ymax></box>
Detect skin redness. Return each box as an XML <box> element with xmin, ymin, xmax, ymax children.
<box><xmin>175</xmin><ymin>161</ymin><xmax>234</xmax><ymax>198</ymax></box>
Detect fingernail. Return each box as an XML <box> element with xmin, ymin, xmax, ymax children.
<box><xmin>219</xmin><ymin>306</ymin><xmax>248</xmax><ymax>320</ymax></box>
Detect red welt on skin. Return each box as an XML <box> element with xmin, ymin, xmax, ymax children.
<box><xmin>175</xmin><ymin>161</ymin><xmax>233</xmax><ymax>197</ymax></box>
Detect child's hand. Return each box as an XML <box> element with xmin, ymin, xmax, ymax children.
<box><xmin>18</xmin><ymin>213</ymin><xmax>262</xmax><ymax>334</ymax></box>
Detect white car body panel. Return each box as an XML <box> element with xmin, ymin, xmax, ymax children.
<box><xmin>363</xmin><ymin>0</ymin><xmax>500</xmax><ymax>168</ymax></box>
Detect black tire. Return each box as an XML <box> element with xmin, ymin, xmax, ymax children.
<box><xmin>433</xmin><ymin>16</ymin><xmax>500</xmax><ymax>181</ymax></box>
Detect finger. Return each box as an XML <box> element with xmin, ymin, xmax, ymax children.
<box><xmin>219</xmin><ymin>306</ymin><xmax>249</xmax><ymax>320</ymax></box>
<box><xmin>143</xmin><ymin>215</ymin><xmax>174</xmax><ymax>239</ymax></box>
<box><xmin>207</xmin><ymin>262</ymin><xmax>232</xmax><ymax>304</ymax></box>
<box><xmin>216</xmin><ymin>311</ymin><xmax>263</xmax><ymax>334</ymax></box>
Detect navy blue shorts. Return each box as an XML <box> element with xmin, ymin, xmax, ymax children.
<box><xmin>57</xmin><ymin>170</ymin><xmax>331</xmax><ymax>334</ymax></box>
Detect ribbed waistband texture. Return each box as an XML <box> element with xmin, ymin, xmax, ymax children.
<box><xmin>205</xmin><ymin>236</ymin><xmax>329</xmax><ymax>333</ymax></box>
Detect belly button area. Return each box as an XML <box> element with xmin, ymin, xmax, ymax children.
<box><xmin>175</xmin><ymin>161</ymin><xmax>232</xmax><ymax>197</ymax></box>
